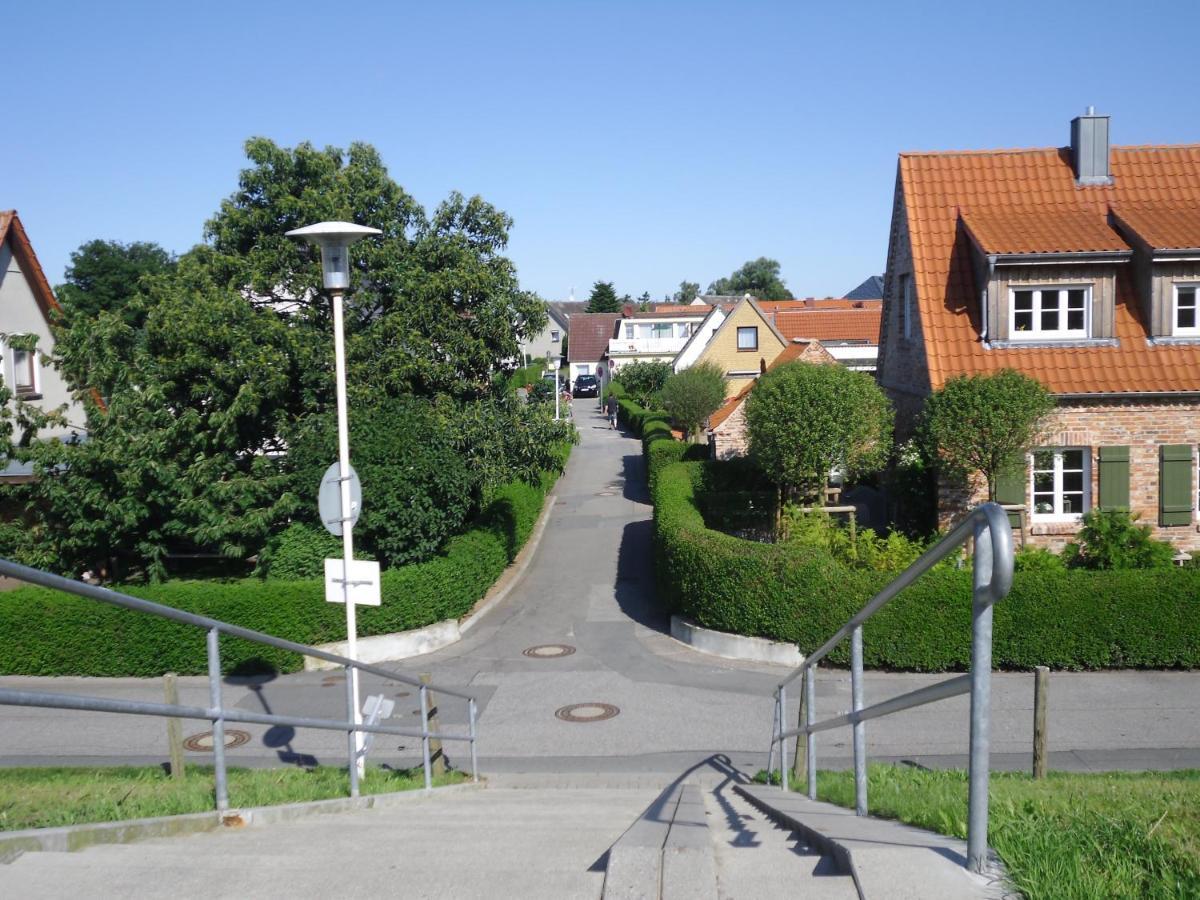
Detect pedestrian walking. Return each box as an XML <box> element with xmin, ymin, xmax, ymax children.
<box><xmin>605</xmin><ymin>393</ymin><xmax>619</xmax><ymax>429</ymax></box>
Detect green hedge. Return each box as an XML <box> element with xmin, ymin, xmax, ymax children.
<box><xmin>0</xmin><ymin>448</ymin><xmax>570</xmax><ymax>677</ymax></box>
<box><xmin>653</xmin><ymin>460</ymin><xmax>1200</xmax><ymax>671</ymax></box>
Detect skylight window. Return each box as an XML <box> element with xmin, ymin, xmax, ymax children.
<box><xmin>1010</xmin><ymin>287</ymin><xmax>1089</xmax><ymax>340</ymax></box>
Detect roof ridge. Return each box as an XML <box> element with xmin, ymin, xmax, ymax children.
<box><xmin>902</xmin><ymin>142</ymin><xmax>1200</xmax><ymax>159</ymax></box>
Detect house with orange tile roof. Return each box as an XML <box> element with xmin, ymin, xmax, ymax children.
<box><xmin>0</xmin><ymin>212</ymin><xmax>86</xmax><ymax>480</ymax></box>
<box><xmin>878</xmin><ymin>110</ymin><xmax>1200</xmax><ymax>552</ymax></box>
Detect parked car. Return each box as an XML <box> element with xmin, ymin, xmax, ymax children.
<box><xmin>573</xmin><ymin>374</ymin><xmax>599</xmax><ymax>398</ymax></box>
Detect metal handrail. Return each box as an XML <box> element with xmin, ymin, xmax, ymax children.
<box><xmin>766</xmin><ymin>502</ymin><xmax>1013</xmax><ymax>874</ymax></box>
<box><xmin>0</xmin><ymin>556</ymin><xmax>478</xmax><ymax>811</ymax></box>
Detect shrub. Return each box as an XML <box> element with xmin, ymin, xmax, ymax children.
<box><xmin>660</xmin><ymin>362</ymin><xmax>726</xmax><ymax>441</ymax></box>
<box><xmin>1062</xmin><ymin>509</ymin><xmax>1177</xmax><ymax>570</ymax></box>
<box><xmin>0</xmin><ymin>448</ymin><xmax>570</xmax><ymax>677</ymax></box>
<box><xmin>613</xmin><ymin>360</ymin><xmax>673</xmax><ymax>407</ymax></box>
<box><xmin>256</xmin><ymin>523</ymin><xmax>343</xmax><ymax>579</ymax></box>
<box><xmin>652</xmin><ymin>458</ymin><xmax>1200</xmax><ymax>671</ymax></box>
<box><xmin>1013</xmin><ymin>546</ymin><xmax>1067</xmax><ymax>573</ymax></box>
<box><xmin>782</xmin><ymin>507</ymin><xmax>929</xmax><ymax>572</ymax></box>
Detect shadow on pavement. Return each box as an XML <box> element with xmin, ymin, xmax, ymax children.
<box><xmin>615</xmin><ymin>519</ymin><xmax>669</xmax><ymax>632</ymax></box>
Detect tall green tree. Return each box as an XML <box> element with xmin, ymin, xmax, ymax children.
<box><xmin>708</xmin><ymin>258</ymin><xmax>791</xmax><ymax>300</ymax></box>
<box><xmin>745</xmin><ymin>362</ymin><xmax>893</xmax><ymax>506</ymax></box>
<box><xmin>921</xmin><ymin>370</ymin><xmax>1054</xmax><ymax>500</ymax></box>
<box><xmin>660</xmin><ymin>362</ymin><xmax>726</xmax><ymax>441</ymax></box>
<box><xmin>55</xmin><ymin>240</ymin><xmax>176</xmax><ymax>325</ymax></box>
<box><xmin>674</xmin><ymin>281</ymin><xmax>700</xmax><ymax>304</ymax></box>
<box><xmin>586</xmin><ymin>280</ymin><xmax>620</xmax><ymax>313</ymax></box>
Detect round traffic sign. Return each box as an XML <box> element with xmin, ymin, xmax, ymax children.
<box><xmin>318</xmin><ymin>462</ymin><xmax>362</xmax><ymax>536</ymax></box>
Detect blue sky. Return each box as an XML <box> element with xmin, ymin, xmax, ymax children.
<box><xmin>7</xmin><ymin>1</ymin><xmax>1200</xmax><ymax>302</ymax></box>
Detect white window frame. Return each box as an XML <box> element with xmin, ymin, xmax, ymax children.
<box><xmin>1029</xmin><ymin>447</ymin><xmax>1091</xmax><ymax>522</ymax></box>
<box><xmin>736</xmin><ymin>326</ymin><xmax>758</xmax><ymax>350</ymax></box>
<box><xmin>6</xmin><ymin>337</ymin><xmax>40</xmax><ymax>398</ymax></box>
<box><xmin>550</xmin><ymin>329</ymin><xmax>560</xmax><ymax>343</ymax></box>
<box><xmin>1173</xmin><ymin>284</ymin><xmax>1200</xmax><ymax>337</ymax></box>
<box><xmin>901</xmin><ymin>274</ymin><xmax>913</xmax><ymax>340</ymax></box>
<box><xmin>1009</xmin><ymin>286</ymin><xmax>1091</xmax><ymax>341</ymax></box>
<box><xmin>624</xmin><ymin>324</ymin><xmax>634</xmax><ymax>339</ymax></box>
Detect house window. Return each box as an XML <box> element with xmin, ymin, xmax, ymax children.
<box><xmin>1031</xmin><ymin>448</ymin><xmax>1090</xmax><ymax>520</ymax></box>
<box><xmin>737</xmin><ymin>326</ymin><xmax>758</xmax><ymax>350</ymax></box>
<box><xmin>624</xmin><ymin>324</ymin><xmax>634</xmax><ymax>339</ymax></box>
<box><xmin>10</xmin><ymin>344</ymin><xmax>37</xmax><ymax>398</ymax></box>
<box><xmin>1174</xmin><ymin>285</ymin><xmax>1199</xmax><ymax>336</ymax></box>
<box><xmin>900</xmin><ymin>274</ymin><xmax>913</xmax><ymax>340</ymax></box>
<box><xmin>550</xmin><ymin>329</ymin><xmax>560</xmax><ymax>343</ymax></box>
<box><xmin>1010</xmin><ymin>287</ymin><xmax>1089</xmax><ymax>340</ymax></box>
<box><xmin>651</xmin><ymin>322</ymin><xmax>672</xmax><ymax>339</ymax></box>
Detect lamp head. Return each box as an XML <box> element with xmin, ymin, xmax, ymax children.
<box><xmin>285</xmin><ymin>221</ymin><xmax>382</xmax><ymax>291</ymax></box>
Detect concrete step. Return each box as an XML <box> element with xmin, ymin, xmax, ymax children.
<box><xmin>734</xmin><ymin>784</ymin><xmax>1010</xmax><ymax>900</ymax></box>
<box><xmin>706</xmin><ymin>784</ymin><xmax>856</xmax><ymax>900</ymax></box>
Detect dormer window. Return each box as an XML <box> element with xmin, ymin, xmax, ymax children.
<box><xmin>1010</xmin><ymin>287</ymin><xmax>1089</xmax><ymax>340</ymax></box>
<box><xmin>1174</xmin><ymin>285</ymin><xmax>1199</xmax><ymax>336</ymax></box>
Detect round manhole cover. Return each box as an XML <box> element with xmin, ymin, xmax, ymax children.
<box><xmin>183</xmin><ymin>729</ymin><xmax>252</xmax><ymax>752</ymax></box>
<box><xmin>523</xmin><ymin>644</ymin><xmax>577</xmax><ymax>659</ymax></box>
<box><xmin>555</xmin><ymin>703</ymin><xmax>620</xmax><ymax>723</ymax></box>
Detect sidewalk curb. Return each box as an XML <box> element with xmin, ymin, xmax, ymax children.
<box><xmin>0</xmin><ymin>781</ymin><xmax>482</xmax><ymax>865</ymax></box>
<box><xmin>669</xmin><ymin>615</ymin><xmax>802</xmax><ymax>667</ymax></box>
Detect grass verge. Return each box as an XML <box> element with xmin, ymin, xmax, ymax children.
<box><xmin>0</xmin><ymin>765</ymin><xmax>466</xmax><ymax>832</ymax></box>
<box><xmin>756</xmin><ymin>765</ymin><xmax>1200</xmax><ymax>900</ymax></box>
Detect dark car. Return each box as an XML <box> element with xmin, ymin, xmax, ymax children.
<box><xmin>573</xmin><ymin>374</ymin><xmax>599</xmax><ymax>398</ymax></box>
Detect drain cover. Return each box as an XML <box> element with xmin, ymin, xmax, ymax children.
<box><xmin>523</xmin><ymin>644</ymin><xmax>576</xmax><ymax>659</ymax></box>
<box><xmin>555</xmin><ymin>703</ymin><xmax>619</xmax><ymax>723</ymax></box>
<box><xmin>183</xmin><ymin>729</ymin><xmax>252</xmax><ymax>752</ymax></box>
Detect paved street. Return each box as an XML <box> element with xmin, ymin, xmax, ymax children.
<box><xmin>2</xmin><ymin>402</ymin><xmax>1199</xmax><ymax>775</ymax></box>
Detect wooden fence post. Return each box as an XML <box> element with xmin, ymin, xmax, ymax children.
<box><xmin>419</xmin><ymin>673</ymin><xmax>445</xmax><ymax>777</ymax></box>
<box><xmin>164</xmin><ymin>672</ymin><xmax>185</xmax><ymax>779</ymax></box>
<box><xmin>1033</xmin><ymin>666</ymin><xmax>1049</xmax><ymax>779</ymax></box>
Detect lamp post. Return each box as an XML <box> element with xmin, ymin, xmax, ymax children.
<box><xmin>286</xmin><ymin>221</ymin><xmax>381</xmax><ymax>779</ymax></box>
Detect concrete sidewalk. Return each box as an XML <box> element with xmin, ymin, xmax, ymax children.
<box><xmin>2</xmin><ymin>404</ymin><xmax>1199</xmax><ymax>774</ymax></box>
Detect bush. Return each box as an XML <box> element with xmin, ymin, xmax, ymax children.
<box><xmin>660</xmin><ymin>362</ymin><xmax>725</xmax><ymax>440</ymax></box>
<box><xmin>782</xmin><ymin>508</ymin><xmax>929</xmax><ymax>572</ymax></box>
<box><xmin>1013</xmin><ymin>546</ymin><xmax>1067</xmax><ymax>573</ymax></box>
<box><xmin>653</xmin><ymin>459</ymin><xmax>1200</xmax><ymax>671</ymax></box>
<box><xmin>0</xmin><ymin>448</ymin><xmax>570</xmax><ymax>677</ymax></box>
<box><xmin>1062</xmin><ymin>509</ymin><xmax>1177</xmax><ymax>570</ymax></box>
<box><xmin>256</xmin><ymin>523</ymin><xmax>344</xmax><ymax>579</ymax></box>
<box><xmin>613</xmin><ymin>360</ymin><xmax>673</xmax><ymax>407</ymax></box>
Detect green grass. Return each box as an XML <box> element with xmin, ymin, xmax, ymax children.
<box><xmin>788</xmin><ymin>765</ymin><xmax>1200</xmax><ymax>900</ymax></box>
<box><xmin>0</xmin><ymin>765</ymin><xmax>466</xmax><ymax>832</ymax></box>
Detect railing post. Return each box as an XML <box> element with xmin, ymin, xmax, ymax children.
<box><xmin>419</xmin><ymin>684</ymin><xmax>433</xmax><ymax>790</ymax></box>
<box><xmin>468</xmin><ymin>698</ymin><xmax>479</xmax><ymax>783</ymax></box>
<box><xmin>205</xmin><ymin>628</ymin><xmax>229</xmax><ymax>814</ymax></box>
<box><xmin>345</xmin><ymin>664</ymin><xmax>360</xmax><ymax>798</ymax></box>
<box><xmin>806</xmin><ymin>665</ymin><xmax>817</xmax><ymax>800</ymax></box>
<box><xmin>851</xmin><ymin>625</ymin><xmax>867</xmax><ymax>816</ymax></box>
<box><xmin>766</xmin><ymin>693</ymin><xmax>778</xmax><ymax>779</ymax></box>
<box><xmin>967</xmin><ymin>517</ymin><xmax>995</xmax><ymax>874</ymax></box>
<box><xmin>779</xmin><ymin>685</ymin><xmax>789</xmax><ymax>792</ymax></box>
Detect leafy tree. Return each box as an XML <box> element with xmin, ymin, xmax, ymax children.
<box><xmin>674</xmin><ymin>281</ymin><xmax>700</xmax><ymax>304</ymax></box>
<box><xmin>745</xmin><ymin>362</ymin><xmax>893</xmax><ymax>505</ymax></box>
<box><xmin>637</xmin><ymin>291</ymin><xmax>651</xmax><ymax>310</ymax></box>
<box><xmin>614</xmin><ymin>360</ymin><xmax>673</xmax><ymax>407</ymax></box>
<box><xmin>921</xmin><ymin>369</ymin><xmax>1054</xmax><ymax>500</ymax></box>
<box><xmin>586</xmin><ymin>280</ymin><xmax>620</xmax><ymax>313</ymax></box>
<box><xmin>708</xmin><ymin>257</ymin><xmax>791</xmax><ymax>300</ymax></box>
<box><xmin>55</xmin><ymin>240</ymin><xmax>176</xmax><ymax>326</ymax></box>
<box><xmin>1061</xmin><ymin>510</ymin><xmax>1176</xmax><ymax>570</ymax></box>
<box><xmin>660</xmin><ymin>362</ymin><xmax>726</xmax><ymax>441</ymax></box>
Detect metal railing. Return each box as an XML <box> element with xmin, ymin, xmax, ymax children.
<box><xmin>766</xmin><ymin>501</ymin><xmax>1013</xmax><ymax>873</ymax></box>
<box><xmin>0</xmin><ymin>557</ymin><xmax>478</xmax><ymax>812</ymax></box>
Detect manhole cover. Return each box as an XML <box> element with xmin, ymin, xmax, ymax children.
<box><xmin>183</xmin><ymin>729</ymin><xmax>253</xmax><ymax>752</ymax></box>
<box><xmin>523</xmin><ymin>644</ymin><xmax>577</xmax><ymax>659</ymax></box>
<box><xmin>555</xmin><ymin>703</ymin><xmax>620</xmax><ymax>723</ymax></box>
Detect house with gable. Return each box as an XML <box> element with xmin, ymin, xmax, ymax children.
<box><xmin>0</xmin><ymin>212</ymin><xmax>85</xmax><ymax>477</ymax></box>
<box><xmin>683</xmin><ymin>296</ymin><xmax>789</xmax><ymax>397</ymax></box>
<box><xmin>878</xmin><ymin>110</ymin><xmax>1200</xmax><ymax>552</ymax></box>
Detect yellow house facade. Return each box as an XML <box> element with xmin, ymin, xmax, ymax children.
<box><xmin>688</xmin><ymin>297</ymin><xmax>788</xmax><ymax>397</ymax></box>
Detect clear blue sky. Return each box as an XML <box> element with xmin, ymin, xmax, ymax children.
<box><xmin>7</xmin><ymin>1</ymin><xmax>1200</xmax><ymax>302</ymax></box>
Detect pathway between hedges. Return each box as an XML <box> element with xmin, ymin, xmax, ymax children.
<box><xmin>2</xmin><ymin>402</ymin><xmax>1200</xmax><ymax>774</ymax></box>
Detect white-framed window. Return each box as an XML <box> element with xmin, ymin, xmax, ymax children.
<box><xmin>1030</xmin><ymin>448</ymin><xmax>1090</xmax><ymax>521</ymax></box>
<box><xmin>1174</xmin><ymin>285</ymin><xmax>1199</xmax><ymax>336</ymax></box>
<box><xmin>624</xmin><ymin>324</ymin><xmax>634</xmax><ymax>339</ymax></box>
<box><xmin>900</xmin><ymin>274</ymin><xmax>913</xmax><ymax>340</ymax></box>
<box><xmin>737</xmin><ymin>326</ymin><xmax>758</xmax><ymax>350</ymax></box>
<box><xmin>550</xmin><ymin>329</ymin><xmax>560</xmax><ymax>342</ymax></box>
<box><xmin>1010</xmin><ymin>286</ymin><xmax>1090</xmax><ymax>340</ymax></box>
<box><xmin>651</xmin><ymin>322</ymin><xmax>672</xmax><ymax>339</ymax></box>
<box><xmin>7</xmin><ymin>339</ymin><xmax>39</xmax><ymax>398</ymax></box>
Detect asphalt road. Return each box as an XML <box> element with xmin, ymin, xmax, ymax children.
<box><xmin>2</xmin><ymin>403</ymin><xmax>1198</xmax><ymax>775</ymax></box>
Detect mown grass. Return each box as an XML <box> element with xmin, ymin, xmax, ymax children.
<box><xmin>805</xmin><ymin>765</ymin><xmax>1200</xmax><ymax>900</ymax></box>
<box><xmin>0</xmin><ymin>765</ymin><xmax>466</xmax><ymax>832</ymax></box>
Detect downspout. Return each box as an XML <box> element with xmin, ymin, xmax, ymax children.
<box><xmin>981</xmin><ymin>255</ymin><xmax>997</xmax><ymax>343</ymax></box>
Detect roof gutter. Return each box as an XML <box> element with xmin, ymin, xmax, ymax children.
<box><xmin>1053</xmin><ymin>390</ymin><xmax>1200</xmax><ymax>401</ymax></box>
<box><xmin>990</xmin><ymin>250</ymin><xmax>1132</xmax><ymax>265</ymax></box>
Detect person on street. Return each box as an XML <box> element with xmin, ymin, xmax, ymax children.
<box><xmin>605</xmin><ymin>393</ymin><xmax>619</xmax><ymax>429</ymax></box>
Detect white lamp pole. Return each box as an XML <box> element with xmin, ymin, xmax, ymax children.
<box><xmin>286</xmin><ymin>221</ymin><xmax>381</xmax><ymax>779</ymax></box>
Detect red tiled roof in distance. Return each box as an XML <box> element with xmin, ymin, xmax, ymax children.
<box><xmin>960</xmin><ymin>207</ymin><xmax>1130</xmax><ymax>255</ymax></box>
<box><xmin>1110</xmin><ymin>204</ymin><xmax>1200</xmax><ymax>251</ymax></box>
<box><xmin>774</xmin><ymin>308</ymin><xmax>882</xmax><ymax>344</ymax></box>
<box><xmin>900</xmin><ymin>145</ymin><xmax>1200</xmax><ymax>393</ymax></box>
<box><xmin>567</xmin><ymin>313</ymin><xmax>621</xmax><ymax>363</ymax></box>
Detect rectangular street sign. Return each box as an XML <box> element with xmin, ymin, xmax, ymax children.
<box><xmin>323</xmin><ymin>558</ymin><xmax>381</xmax><ymax>606</ymax></box>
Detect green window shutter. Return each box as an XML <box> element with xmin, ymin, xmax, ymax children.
<box><xmin>995</xmin><ymin>456</ymin><xmax>1026</xmax><ymax>526</ymax></box>
<box><xmin>1159</xmin><ymin>444</ymin><xmax>1194</xmax><ymax>527</ymax></box>
<box><xmin>1098</xmin><ymin>446</ymin><xmax>1130</xmax><ymax>510</ymax></box>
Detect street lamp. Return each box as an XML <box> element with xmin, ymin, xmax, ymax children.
<box><xmin>546</xmin><ymin>351</ymin><xmax>562</xmax><ymax>420</ymax></box>
<box><xmin>286</xmin><ymin>221</ymin><xmax>381</xmax><ymax>780</ymax></box>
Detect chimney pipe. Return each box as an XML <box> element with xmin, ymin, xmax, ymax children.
<box><xmin>1071</xmin><ymin>107</ymin><xmax>1112</xmax><ymax>185</ymax></box>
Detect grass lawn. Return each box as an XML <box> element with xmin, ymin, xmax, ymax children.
<box><xmin>809</xmin><ymin>765</ymin><xmax>1200</xmax><ymax>900</ymax></box>
<box><xmin>0</xmin><ymin>765</ymin><xmax>466</xmax><ymax>832</ymax></box>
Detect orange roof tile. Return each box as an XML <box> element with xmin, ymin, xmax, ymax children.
<box><xmin>960</xmin><ymin>207</ymin><xmax>1130</xmax><ymax>255</ymax></box>
<box><xmin>708</xmin><ymin>339</ymin><xmax>836</xmax><ymax>429</ymax></box>
<box><xmin>774</xmin><ymin>308</ymin><xmax>881</xmax><ymax>344</ymax></box>
<box><xmin>1110</xmin><ymin>204</ymin><xmax>1200</xmax><ymax>251</ymax></box>
<box><xmin>900</xmin><ymin>145</ymin><xmax>1200</xmax><ymax>394</ymax></box>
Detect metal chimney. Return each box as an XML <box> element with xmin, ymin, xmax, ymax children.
<box><xmin>1071</xmin><ymin>107</ymin><xmax>1112</xmax><ymax>185</ymax></box>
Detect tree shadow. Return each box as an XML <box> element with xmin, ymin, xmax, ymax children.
<box><xmin>620</xmin><ymin>454</ymin><xmax>650</xmax><ymax>503</ymax></box>
<box><xmin>614</xmin><ymin>518</ymin><xmax>669</xmax><ymax>633</ymax></box>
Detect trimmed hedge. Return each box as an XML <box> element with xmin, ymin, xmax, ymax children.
<box><xmin>653</xmin><ymin>460</ymin><xmax>1200</xmax><ymax>671</ymax></box>
<box><xmin>0</xmin><ymin>447</ymin><xmax>571</xmax><ymax>677</ymax></box>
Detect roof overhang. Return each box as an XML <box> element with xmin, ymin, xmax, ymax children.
<box><xmin>988</xmin><ymin>250</ymin><xmax>1132</xmax><ymax>265</ymax></box>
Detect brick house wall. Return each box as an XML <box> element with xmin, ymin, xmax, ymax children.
<box><xmin>711</xmin><ymin>404</ymin><xmax>748</xmax><ymax>460</ymax></box>
<box><xmin>939</xmin><ymin>398</ymin><xmax>1200</xmax><ymax>553</ymax></box>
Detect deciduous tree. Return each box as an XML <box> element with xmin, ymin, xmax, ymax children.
<box><xmin>660</xmin><ymin>362</ymin><xmax>726</xmax><ymax>441</ymax></box>
<box><xmin>708</xmin><ymin>258</ymin><xmax>791</xmax><ymax>300</ymax></box>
